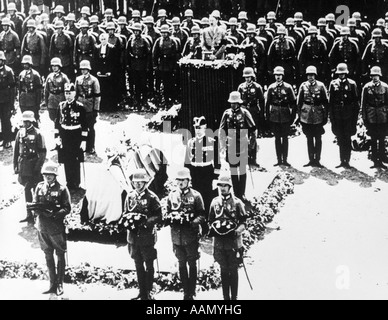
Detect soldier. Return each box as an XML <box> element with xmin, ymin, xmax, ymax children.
<box><xmin>89</xmin><ymin>15</ymin><xmax>105</xmax><ymax>40</ymax></box>
<box><xmin>184</xmin><ymin>116</ymin><xmax>220</xmax><ymax>214</ymax></box>
<box><xmin>124</xmin><ymin>168</ymin><xmax>162</xmax><ymax>300</ymax></box>
<box><xmin>73</xmin><ymin>20</ymin><xmax>96</xmax><ymax>71</ymax></box>
<box><xmin>226</xmin><ymin>18</ymin><xmax>244</xmax><ymax>45</ymax></box>
<box><xmin>219</xmin><ymin>91</ymin><xmax>256</xmax><ymax>201</ymax></box>
<box><xmin>13</xmin><ymin>110</ymin><xmax>46</xmax><ymax>225</ymax></box>
<box><xmin>155</xmin><ymin>9</ymin><xmax>171</xmax><ymax>29</ymax></box>
<box><xmin>267</xmin><ymin>26</ymin><xmax>297</xmax><ymax>84</ymax></box>
<box><xmin>328</xmin><ymin>63</ymin><xmax>360</xmax><ymax>169</ymax></box>
<box><xmin>237</xmin><ymin>67</ymin><xmax>265</xmax><ymax>166</ymax></box>
<box><xmin>129</xmin><ymin>10</ymin><xmax>146</xmax><ymax>32</ymax></box>
<box><xmin>65</xmin><ymin>13</ymin><xmax>79</xmax><ymax>38</ymax></box>
<box><xmin>21</xmin><ymin>5</ymin><xmax>40</xmax><ymax>38</ymax></box>
<box><xmin>0</xmin><ymin>17</ymin><xmax>21</xmax><ymax>73</ymax></box>
<box><xmin>126</xmin><ymin>22</ymin><xmax>151</xmax><ymax>111</ymax></box>
<box><xmin>21</xmin><ymin>19</ymin><xmax>46</xmax><ymax>75</ymax></box>
<box><xmin>78</xmin><ymin>6</ymin><xmax>91</xmax><ymax>24</ymax></box>
<box><xmin>317</xmin><ymin>18</ymin><xmax>334</xmax><ymax>56</ymax></box>
<box><xmin>152</xmin><ymin>25</ymin><xmax>180</xmax><ymax>108</ymax></box>
<box><xmin>237</xmin><ymin>11</ymin><xmax>250</xmax><ymax>31</ymax></box>
<box><xmin>49</xmin><ymin>20</ymin><xmax>74</xmax><ymax>81</ymax></box>
<box><xmin>171</xmin><ymin>17</ymin><xmax>188</xmax><ymax>53</ymax></box>
<box><xmin>297</xmin><ymin>66</ymin><xmax>329</xmax><ymax>168</ymax></box>
<box><xmin>325</xmin><ymin>13</ymin><xmax>341</xmax><ymax>38</ymax></box>
<box><xmin>144</xmin><ymin>16</ymin><xmax>161</xmax><ymax>44</ymax></box>
<box><xmin>117</xmin><ymin>16</ymin><xmax>133</xmax><ymax>41</ymax></box>
<box><xmin>75</xmin><ymin>60</ymin><xmax>101</xmax><ymax>155</ymax></box>
<box><xmin>285</xmin><ymin>18</ymin><xmax>303</xmax><ymax>54</ymax></box>
<box><xmin>181</xmin><ymin>9</ymin><xmax>199</xmax><ymax>31</ymax></box>
<box><xmin>166</xmin><ymin>168</ymin><xmax>206</xmax><ymax>300</ymax></box>
<box><xmin>0</xmin><ymin>51</ymin><xmax>16</xmax><ymax>150</ymax></box>
<box><xmin>52</xmin><ymin>5</ymin><xmax>66</xmax><ymax>26</ymax></box>
<box><xmin>32</xmin><ymin>162</ymin><xmax>71</xmax><ymax>296</ymax></box>
<box><xmin>18</xmin><ymin>55</ymin><xmax>42</xmax><ymax>123</ymax></box>
<box><xmin>361</xmin><ymin>66</ymin><xmax>388</xmax><ymax>169</ymax></box>
<box><xmin>362</xmin><ymin>29</ymin><xmax>388</xmax><ymax>84</ymax></box>
<box><xmin>182</xmin><ymin>26</ymin><xmax>202</xmax><ymax>59</ymax></box>
<box><xmin>44</xmin><ymin>58</ymin><xmax>70</xmax><ymax>122</ymax></box>
<box><xmin>347</xmin><ymin>18</ymin><xmax>366</xmax><ymax>53</ymax></box>
<box><xmin>100</xmin><ymin>8</ymin><xmax>118</xmax><ymax>31</ymax></box>
<box><xmin>54</xmin><ymin>83</ymin><xmax>88</xmax><ymax>190</ymax></box>
<box><xmin>208</xmin><ymin>173</ymin><xmax>247</xmax><ymax>301</ymax></box>
<box><xmin>265</xmin><ymin>66</ymin><xmax>297</xmax><ymax>167</ymax></box>
<box><xmin>256</xmin><ymin>17</ymin><xmax>273</xmax><ymax>51</ymax></box>
<box><xmin>6</xmin><ymin>2</ymin><xmax>23</xmax><ymax>43</ymax></box>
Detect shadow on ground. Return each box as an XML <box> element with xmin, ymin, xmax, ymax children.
<box><xmin>340</xmin><ymin>167</ymin><xmax>375</xmax><ymax>188</ymax></box>
<box><xmin>18</xmin><ymin>226</ymin><xmax>40</xmax><ymax>249</ymax></box>
<box><xmin>310</xmin><ymin>167</ymin><xmax>343</xmax><ymax>186</ymax></box>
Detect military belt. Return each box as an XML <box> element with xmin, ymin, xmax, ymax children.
<box><xmin>61</xmin><ymin>124</ymin><xmax>81</xmax><ymax>130</ymax></box>
<box><xmin>191</xmin><ymin>161</ymin><xmax>213</xmax><ymax>167</ymax></box>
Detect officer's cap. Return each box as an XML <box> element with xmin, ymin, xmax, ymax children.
<box><xmin>2</xmin><ymin>18</ymin><xmax>11</xmax><ymax>26</ymax></box>
<box><xmin>131</xmin><ymin>23</ymin><xmax>142</xmax><ymax>32</ymax></box>
<box><xmin>80</xmin><ymin>20</ymin><xmax>90</xmax><ymax>28</ymax></box>
<box><xmin>64</xmin><ymin>83</ymin><xmax>76</xmax><ymax>92</ymax></box>
<box><xmin>175</xmin><ymin>168</ymin><xmax>191</xmax><ymax>180</ymax></box>
<box><xmin>22</xmin><ymin>110</ymin><xmax>36</xmax><ymax>122</ymax></box>
<box><xmin>132</xmin><ymin>10</ymin><xmax>141</xmax><ymax>18</ymax></box>
<box><xmin>308</xmin><ymin>26</ymin><xmax>318</xmax><ymax>34</ymax></box>
<box><xmin>257</xmin><ymin>17</ymin><xmax>266</xmax><ymax>26</ymax></box>
<box><xmin>286</xmin><ymin>18</ymin><xmax>295</xmax><ymax>26</ymax></box>
<box><xmin>54</xmin><ymin>20</ymin><xmax>65</xmax><ymax>29</ymax></box>
<box><xmin>90</xmin><ymin>15</ymin><xmax>99</xmax><ymax>24</ymax></box>
<box><xmin>191</xmin><ymin>26</ymin><xmax>201</xmax><ymax>34</ymax></box>
<box><xmin>217</xmin><ymin>174</ymin><xmax>233</xmax><ymax>187</ymax></box>
<box><xmin>193</xmin><ymin>116</ymin><xmax>207</xmax><ymax>127</ymax></box>
<box><xmin>246</xmin><ymin>25</ymin><xmax>256</xmax><ymax>34</ymax></box>
<box><xmin>42</xmin><ymin>162</ymin><xmax>59</xmax><ymax>176</ymax></box>
<box><xmin>267</xmin><ymin>11</ymin><xmax>276</xmax><ymax>20</ymax></box>
<box><xmin>79</xmin><ymin>60</ymin><xmax>92</xmax><ymax>70</ymax></box>
<box><xmin>106</xmin><ymin>22</ymin><xmax>116</xmax><ymax>30</ymax></box>
<box><xmin>144</xmin><ymin>16</ymin><xmax>155</xmax><ymax>24</ymax></box>
<box><xmin>185</xmin><ymin>9</ymin><xmax>193</xmax><ymax>17</ymax></box>
<box><xmin>336</xmin><ymin>63</ymin><xmax>349</xmax><ymax>74</ymax></box>
<box><xmin>81</xmin><ymin>6</ymin><xmax>91</xmax><ymax>15</ymax></box>
<box><xmin>238</xmin><ymin>11</ymin><xmax>248</xmax><ymax>20</ymax></box>
<box><xmin>0</xmin><ymin>51</ymin><xmax>6</xmax><ymax>61</ymax></box>
<box><xmin>273</xmin><ymin>66</ymin><xmax>285</xmax><ymax>75</ymax></box>
<box><xmin>243</xmin><ymin>67</ymin><xmax>255</xmax><ymax>78</ymax></box>
<box><xmin>66</xmin><ymin>13</ymin><xmax>76</xmax><ymax>21</ymax></box>
<box><xmin>7</xmin><ymin>2</ymin><xmax>16</xmax><ymax>11</ymax></box>
<box><xmin>326</xmin><ymin>13</ymin><xmax>335</xmax><ymax>22</ymax></box>
<box><xmin>294</xmin><ymin>12</ymin><xmax>303</xmax><ymax>21</ymax></box>
<box><xmin>118</xmin><ymin>16</ymin><xmax>128</xmax><ymax>25</ymax></box>
<box><xmin>347</xmin><ymin>18</ymin><xmax>356</xmax><ymax>27</ymax></box>
<box><xmin>53</xmin><ymin>5</ymin><xmax>65</xmax><ymax>14</ymax></box>
<box><xmin>228</xmin><ymin>91</ymin><xmax>243</xmax><ymax>104</ymax></box>
<box><xmin>158</xmin><ymin>9</ymin><xmax>167</xmax><ymax>17</ymax></box>
<box><xmin>160</xmin><ymin>25</ymin><xmax>171</xmax><ymax>34</ymax></box>
<box><xmin>372</xmin><ymin>28</ymin><xmax>383</xmax><ymax>38</ymax></box>
<box><xmin>104</xmin><ymin>8</ymin><xmax>114</xmax><ymax>17</ymax></box>
<box><xmin>317</xmin><ymin>18</ymin><xmax>326</xmax><ymax>27</ymax></box>
<box><xmin>21</xmin><ymin>55</ymin><xmax>33</xmax><ymax>64</ymax></box>
<box><xmin>277</xmin><ymin>26</ymin><xmax>287</xmax><ymax>35</ymax></box>
<box><xmin>171</xmin><ymin>17</ymin><xmax>181</xmax><ymax>26</ymax></box>
<box><xmin>370</xmin><ymin>66</ymin><xmax>382</xmax><ymax>77</ymax></box>
<box><xmin>27</xmin><ymin>19</ymin><xmax>36</xmax><ymax>28</ymax></box>
<box><xmin>306</xmin><ymin>66</ymin><xmax>317</xmax><ymax>75</ymax></box>
<box><xmin>130</xmin><ymin>169</ymin><xmax>150</xmax><ymax>183</ymax></box>
<box><xmin>340</xmin><ymin>26</ymin><xmax>351</xmax><ymax>36</ymax></box>
<box><xmin>229</xmin><ymin>17</ymin><xmax>238</xmax><ymax>26</ymax></box>
<box><xmin>50</xmin><ymin>57</ymin><xmax>62</xmax><ymax>67</ymax></box>
<box><xmin>29</xmin><ymin>5</ymin><xmax>40</xmax><ymax>15</ymax></box>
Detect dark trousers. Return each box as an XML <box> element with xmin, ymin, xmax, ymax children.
<box><xmin>337</xmin><ymin>136</ymin><xmax>352</xmax><ymax>164</ymax></box>
<box><xmin>306</xmin><ymin>135</ymin><xmax>322</xmax><ymax>162</ymax></box>
<box><xmin>85</xmin><ymin>112</ymin><xmax>96</xmax><ymax>151</ymax></box>
<box><xmin>230</xmin><ymin>165</ymin><xmax>247</xmax><ymax>200</ymax></box>
<box><xmin>133</xmin><ymin>69</ymin><xmax>148</xmax><ymax>106</ymax></box>
<box><xmin>275</xmin><ymin>135</ymin><xmax>289</xmax><ymax>163</ymax></box>
<box><xmin>135</xmin><ymin>260</ymin><xmax>155</xmax><ymax>300</ymax></box>
<box><xmin>22</xmin><ymin>177</ymin><xmax>42</xmax><ymax>219</ymax></box>
<box><xmin>370</xmin><ymin>136</ymin><xmax>387</xmax><ymax>163</ymax></box>
<box><xmin>179</xmin><ymin>261</ymin><xmax>197</xmax><ymax>299</ymax></box>
<box><xmin>0</xmin><ymin>104</ymin><xmax>12</xmax><ymax>144</ymax></box>
<box><xmin>60</xmin><ymin>128</ymin><xmax>82</xmax><ymax>188</ymax></box>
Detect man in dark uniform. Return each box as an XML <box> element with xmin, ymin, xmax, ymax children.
<box><xmin>32</xmin><ymin>162</ymin><xmax>71</xmax><ymax>296</ymax></box>
<box><xmin>0</xmin><ymin>17</ymin><xmax>21</xmax><ymax>73</ymax></box>
<box><xmin>171</xmin><ymin>17</ymin><xmax>188</xmax><ymax>53</ymax></box>
<box><xmin>166</xmin><ymin>168</ymin><xmax>206</xmax><ymax>300</ymax></box>
<box><xmin>7</xmin><ymin>2</ymin><xmax>23</xmax><ymax>41</ymax></box>
<box><xmin>361</xmin><ymin>66</ymin><xmax>388</xmax><ymax>169</ymax></box>
<box><xmin>37</xmin><ymin>13</ymin><xmax>54</xmax><ymax>78</ymax></box>
<box><xmin>75</xmin><ymin>60</ymin><xmax>101</xmax><ymax>155</ymax></box>
<box><xmin>185</xmin><ymin>116</ymin><xmax>220</xmax><ymax>214</ymax></box>
<box><xmin>328</xmin><ymin>63</ymin><xmax>360</xmax><ymax>169</ymax></box>
<box><xmin>124</xmin><ymin>169</ymin><xmax>162</xmax><ymax>300</ymax></box>
<box><xmin>44</xmin><ymin>57</ymin><xmax>70</xmax><ymax>122</ymax></box>
<box><xmin>182</xmin><ymin>26</ymin><xmax>202</xmax><ymax>59</ymax></box>
<box><xmin>126</xmin><ymin>22</ymin><xmax>151</xmax><ymax>111</ymax></box>
<box><xmin>317</xmin><ymin>18</ymin><xmax>334</xmax><ymax>53</ymax></box>
<box><xmin>237</xmin><ymin>67</ymin><xmax>266</xmax><ymax>168</ymax></box>
<box><xmin>266</xmin><ymin>66</ymin><xmax>297</xmax><ymax>167</ymax></box>
<box><xmin>208</xmin><ymin>173</ymin><xmax>247</xmax><ymax>301</ymax></box>
<box><xmin>73</xmin><ymin>20</ymin><xmax>96</xmax><ymax>72</ymax></box>
<box><xmin>297</xmin><ymin>66</ymin><xmax>329</xmax><ymax>168</ymax></box>
<box><xmin>18</xmin><ymin>55</ymin><xmax>42</xmax><ymax>123</ymax></box>
<box><xmin>0</xmin><ymin>50</ymin><xmax>16</xmax><ymax>150</ymax></box>
<box><xmin>54</xmin><ymin>83</ymin><xmax>88</xmax><ymax>190</ymax></box>
<box><xmin>219</xmin><ymin>91</ymin><xmax>256</xmax><ymax>201</ymax></box>
<box><xmin>21</xmin><ymin>5</ymin><xmax>40</xmax><ymax>38</ymax></box>
<box><xmin>14</xmin><ymin>110</ymin><xmax>46</xmax><ymax>225</ymax></box>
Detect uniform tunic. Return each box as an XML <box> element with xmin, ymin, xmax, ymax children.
<box><xmin>44</xmin><ymin>71</ymin><xmax>70</xmax><ymax>121</ymax></box>
<box><xmin>0</xmin><ymin>29</ymin><xmax>21</xmax><ymax>68</ymax></box>
<box><xmin>0</xmin><ymin>65</ymin><xmax>16</xmax><ymax>144</ymax></box>
<box><xmin>18</xmin><ymin>67</ymin><xmax>42</xmax><ymax>121</ymax></box>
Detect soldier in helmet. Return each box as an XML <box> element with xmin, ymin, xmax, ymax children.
<box><xmin>65</xmin><ymin>13</ymin><xmax>79</xmax><ymax>39</ymax></box>
<box><xmin>77</xmin><ymin>6</ymin><xmax>91</xmax><ymax>25</ymax></box>
<box><xmin>219</xmin><ymin>91</ymin><xmax>257</xmax><ymax>201</ymax></box>
<box><xmin>44</xmin><ymin>58</ymin><xmax>70</xmax><ymax>122</ymax></box>
<box><xmin>32</xmin><ymin>162</ymin><xmax>71</xmax><ymax>296</ymax></box>
<box><xmin>182</xmin><ymin>26</ymin><xmax>202</xmax><ymax>59</ymax></box>
<box><xmin>13</xmin><ymin>110</ymin><xmax>47</xmax><ymax>225</ymax></box>
<box><xmin>0</xmin><ymin>50</ymin><xmax>16</xmax><ymax>150</ymax></box>
<box><xmin>361</xmin><ymin>66</ymin><xmax>388</xmax><ymax>169</ymax></box>
<box><xmin>6</xmin><ymin>2</ymin><xmax>23</xmax><ymax>41</ymax></box>
<box><xmin>55</xmin><ymin>83</ymin><xmax>88</xmax><ymax>190</ymax></box>
<box><xmin>155</xmin><ymin>9</ymin><xmax>170</xmax><ymax>29</ymax></box>
<box><xmin>21</xmin><ymin>5</ymin><xmax>40</xmax><ymax>38</ymax></box>
<box><xmin>328</xmin><ymin>63</ymin><xmax>360</xmax><ymax>169</ymax></box>
<box><xmin>208</xmin><ymin>173</ymin><xmax>247</xmax><ymax>300</ymax></box>
<box><xmin>21</xmin><ymin>19</ymin><xmax>46</xmax><ymax>75</ymax></box>
<box><xmin>124</xmin><ymin>168</ymin><xmax>162</xmax><ymax>300</ymax></box>
<box><xmin>89</xmin><ymin>16</ymin><xmax>105</xmax><ymax>40</ymax></box>
<box><xmin>256</xmin><ymin>18</ymin><xmax>273</xmax><ymax>51</ymax></box>
<box><xmin>171</xmin><ymin>17</ymin><xmax>188</xmax><ymax>52</ymax></box>
<box><xmin>317</xmin><ymin>18</ymin><xmax>335</xmax><ymax>58</ymax></box>
<box><xmin>297</xmin><ymin>66</ymin><xmax>329</xmax><ymax>168</ymax></box>
<box><xmin>18</xmin><ymin>55</ymin><xmax>42</xmax><ymax>123</ymax></box>
<box><xmin>265</xmin><ymin>66</ymin><xmax>297</xmax><ymax>167</ymax></box>
<box><xmin>166</xmin><ymin>167</ymin><xmax>206</xmax><ymax>300</ymax></box>
<box><xmin>73</xmin><ymin>20</ymin><xmax>96</xmax><ymax>72</ymax></box>
<box><xmin>117</xmin><ymin>16</ymin><xmax>133</xmax><ymax>41</ymax></box>
<box><xmin>75</xmin><ymin>60</ymin><xmax>101</xmax><ymax>155</ymax></box>
<box><xmin>52</xmin><ymin>5</ymin><xmax>66</xmax><ymax>26</ymax></box>
<box><xmin>0</xmin><ymin>17</ymin><xmax>21</xmax><ymax>73</ymax></box>
<box><xmin>182</xmin><ymin>9</ymin><xmax>199</xmax><ymax>31</ymax></box>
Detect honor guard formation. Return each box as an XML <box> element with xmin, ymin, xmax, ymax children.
<box><xmin>2</xmin><ymin>0</ymin><xmax>388</xmax><ymax>300</ymax></box>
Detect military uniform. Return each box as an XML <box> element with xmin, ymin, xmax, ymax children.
<box><xmin>44</xmin><ymin>71</ymin><xmax>70</xmax><ymax>121</ymax></box>
<box><xmin>49</xmin><ymin>31</ymin><xmax>74</xmax><ymax>79</ymax></box>
<box><xmin>208</xmin><ymin>193</ymin><xmax>247</xmax><ymax>300</ymax></box>
<box><xmin>34</xmin><ymin>177</ymin><xmax>71</xmax><ymax>295</ymax></box>
<box><xmin>362</xmin><ymin>40</ymin><xmax>388</xmax><ymax>83</ymax></box>
<box><xmin>55</xmin><ymin>97</ymin><xmax>88</xmax><ymax>189</ymax></box>
<box><xmin>167</xmin><ymin>187</ymin><xmax>205</xmax><ymax>300</ymax></box>
<box><xmin>18</xmin><ymin>67</ymin><xmax>42</xmax><ymax>122</ymax></box>
<box><xmin>75</xmin><ymin>72</ymin><xmax>100</xmax><ymax>152</ymax></box>
<box><xmin>124</xmin><ymin>188</ymin><xmax>162</xmax><ymax>300</ymax></box>
<box><xmin>266</xmin><ymin>80</ymin><xmax>297</xmax><ymax>165</ymax></box>
<box><xmin>0</xmin><ymin>64</ymin><xmax>16</xmax><ymax>147</ymax></box>
<box><xmin>0</xmin><ymin>28</ymin><xmax>21</xmax><ymax>71</ymax></box>
<box><xmin>241</xmin><ymin>35</ymin><xmax>266</xmax><ymax>85</ymax></box>
<box><xmin>328</xmin><ymin>76</ymin><xmax>359</xmax><ymax>166</ymax></box>
<box><xmin>329</xmin><ymin>38</ymin><xmax>360</xmax><ymax>80</ymax></box>
<box><xmin>8</xmin><ymin>12</ymin><xmax>24</xmax><ymax>41</ymax></box>
<box><xmin>74</xmin><ymin>30</ymin><xmax>96</xmax><ymax>68</ymax></box>
<box><xmin>21</xmin><ymin>29</ymin><xmax>46</xmax><ymax>74</ymax></box>
<box><xmin>298</xmin><ymin>35</ymin><xmax>328</xmax><ymax>79</ymax></box>
<box><xmin>268</xmin><ymin>37</ymin><xmax>297</xmax><ymax>84</ymax></box>
<box><xmin>13</xmin><ymin>123</ymin><xmax>47</xmax><ymax>223</ymax></box>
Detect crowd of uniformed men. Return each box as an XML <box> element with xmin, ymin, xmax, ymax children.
<box><xmin>4</xmin><ymin>1</ymin><xmax>388</xmax><ymax>301</ymax></box>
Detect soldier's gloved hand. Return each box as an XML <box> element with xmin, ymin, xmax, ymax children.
<box><xmin>81</xmin><ymin>141</ymin><xmax>87</xmax><ymax>152</ymax></box>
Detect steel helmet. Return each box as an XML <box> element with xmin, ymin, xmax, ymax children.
<box><xmin>267</xmin><ymin>11</ymin><xmax>276</xmax><ymax>20</ymax></box>
<box><xmin>2</xmin><ymin>18</ymin><xmax>11</xmax><ymax>26</ymax></box>
<box><xmin>160</xmin><ymin>25</ymin><xmax>170</xmax><ymax>34</ymax></box>
<box><xmin>81</xmin><ymin>6</ymin><xmax>91</xmax><ymax>15</ymax></box>
<box><xmin>340</xmin><ymin>27</ymin><xmax>351</xmax><ymax>36</ymax></box>
<box><xmin>246</xmin><ymin>25</ymin><xmax>256</xmax><ymax>34</ymax></box>
<box><xmin>131</xmin><ymin>23</ymin><xmax>142</xmax><ymax>32</ymax></box>
<box><xmin>158</xmin><ymin>9</ymin><xmax>167</xmax><ymax>17</ymax></box>
<box><xmin>22</xmin><ymin>110</ymin><xmax>36</xmax><ymax>122</ymax></box>
<box><xmin>27</xmin><ymin>19</ymin><xmax>36</xmax><ymax>28</ymax></box>
<box><xmin>79</xmin><ymin>60</ymin><xmax>92</xmax><ymax>70</ymax></box>
<box><xmin>372</xmin><ymin>28</ymin><xmax>383</xmax><ymax>38</ymax></box>
<box><xmin>90</xmin><ymin>15</ymin><xmax>99</xmax><ymax>24</ymax></box>
<box><xmin>335</xmin><ymin>63</ymin><xmax>349</xmax><ymax>74</ymax></box>
<box><xmin>171</xmin><ymin>17</ymin><xmax>180</xmax><ymax>25</ymax></box>
<box><xmin>106</xmin><ymin>22</ymin><xmax>116</xmax><ymax>30</ymax></box>
<box><xmin>42</xmin><ymin>162</ymin><xmax>59</xmax><ymax>176</ymax></box>
<box><xmin>130</xmin><ymin>169</ymin><xmax>150</xmax><ymax>183</ymax></box>
<box><xmin>326</xmin><ymin>13</ymin><xmax>335</xmax><ymax>22</ymax></box>
<box><xmin>104</xmin><ymin>8</ymin><xmax>114</xmax><ymax>17</ymax></box>
<box><xmin>286</xmin><ymin>18</ymin><xmax>295</xmax><ymax>26</ymax></box>
<box><xmin>175</xmin><ymin>168</ymin><xmax>191</xmax><ymax>180</ymax></box>
<box><xmin>211</xmin><ymin>10</ymin><xmax>221</xmax><ymax>19</ymax></box>
<box><xmin>273</xmin><ymin>66</ymin><xmax>285</xmax><ymax>75</ymax></box>
<box><xmin>277</xmin><ymin>26</ymin><xmax>287</xmax><ymax>35</ymax></box>
<box><xmin>370</xmin><ymin>66</ymin><xmax>382</xmax><ymax>76</ymax></box>
<box><xmin>7</xmin><ymin>2</ymin><xmax>16</xmax><ymax>11</ymax></box>
<box><xmin>229</xmin><ymin>17</ymin><xmax>238</xmax><ymax>26</ymax></box>
<box><xmin>228</xmin><ymin>91</ymin><xmax>243</xmax><ymax>104</ymax></box>
<box><xmin>29</xmin><ymin>5</ymin><xmax>40</xmax><ymax>15</ymax></box>
<box><xmin>201</xmin><ymin>17</ymin><xmax>210</xmax><ymax>26</ymax></box>
<box><xmin>306</xmin><ymin>66</ymin><xmax>317</xmax><ymax>75</ymax></box>
<box><xmin>144</xmin><ymin>16</ymin><xmax>154</xmax><ymax>24</ymax></box>
<box><xmin>54</xmin><ymin>20</ymin><xmax>64</xmax><ymax>29</ymax></box>
<box><xmin>352</xmin><ymin>12</ymin><xmax>362</xmax><ymax>21</ymax></box>
<box><xmin>40</xmin><ymin>13</ymin><xmax>49</xmax><ymax>22</ymax></box>
<box><xmin>294</xmin><ymin>12</ymin><xmax>303</xmax><ymax>21</ymax></box>
<box><xmin>238</xmin><ymin>11</ymin><xmax>248</xmax><ymax>20</ymax></box>
<box><xmin>132</xmin><ymin>10</ymin><xmax>141</xmax><ymax>18</ymax></box>
<box><xmin>53</xmin><ymin>5</ymin><xmax>65</xmax><ymax>14</ymax></box>
<box><xmin>66</xmin><ymin>13</ymin><xmax>76</xmax><ymax>21</ymax></box>
<box><xmin>217</xmin><ymin>174</ymin><xmax>233</xmax><ymax>187</ymax></box>
<box><xmin>185</xmin><ymin>9</ymin><xmax>193</xmax><ymax>17</ymax></box>
<box><xmin>377</xmin><ymin>18</ymin><xmax>385</xmax><ymax>27</ymax></box>
<box><xmin>317</xmin><ymin>18</ymin><xmax>327</xmax><ymax>27</ymax></box>
<box><xmin>308</xmin><ymin>26</ymin><xmax>318</xmax><ymax>34</ymax></box>
<box><xmin>21</xmin><ymin>55</ymin><xmax>33</xmax><ymax>64</ymax></box>
<box><xmin>243</xmin><ymin>67</ymin><xmax>255</xmax><ymax>78</ymax></box>
<box><xmin>50</xmin><ymin>57</ymin><xmax>62</xmax><ymax>67</ymax></box>
<box><xmin>347</xmin><ymin>18</ymin><xmax>356</xmax><ymax>27</ymax></box>
<box><xmin>118</xmin><ymin>16</ymin><xmax>127</xmax><ymax>25</ymax></box>
<box><xmin>191</xmin><ymin>26</ymin><xmax>200</xmax><ymax>34</ymax></box>
<box><xmin>79</xmin><ymin>20</ymin><xmax>89</xmax><ymax>28</ymax></box>
<box><xmin>257</xmin><ymin>17</ymin><xmax>266</xmax><ymax>26</ymax></box>
<box><xmin>0</xmin><ymin>51</ymin><xmax>6</xmax><ymax>60</ymax></box>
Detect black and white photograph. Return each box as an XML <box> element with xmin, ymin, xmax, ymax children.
<box><xmin>0</xmin><ymin>0</ymin><xmax>388</xmax><ymax>304</ymax></box>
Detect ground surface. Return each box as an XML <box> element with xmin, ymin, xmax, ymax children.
<box><xmin>1</xmin><ymin>108</ymin><xmax>388</xmax><ymax>300</ymax></box>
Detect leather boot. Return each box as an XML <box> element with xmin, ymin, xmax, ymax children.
<box><xmin>56</xmin><ymin>254</ymin><xmax>66</xmax><ymax>296</ymax></box>
<box><xmin>135</xmin><ymin>263</ymin><xmax>147</xmax><ymax>300</ymax></box>
<box><xmin>274</xmin><ymin>137</ymin><xmax>282</xmax><ymax>166</ymax></box>
<box><xmin>221</xmin><ymin>270</ymin><xmax>231</xmax><ymax>300</ymax></box>
<box><xmin>179</xmin><ymin>264</ymin><xmax>190</xmax><ymax>300</ymax></box>
<box><xmin>188</xmin><ymin>262</ymin><xmax>198</xmax><ymax>300</ymax></box>
<box><xmin>43</xmin><ymin>254</ymin><xmax>57</xmax><ymax>294</ymax></box>
<box><xmin>145</xmin><ymin>260</ymin><xmax>155</xmax><ymax>300</ymax></box>
<box><xmin>230</xmin><ymin>269</ymin><xmax>239</xmax><ymax>300</ymax></box>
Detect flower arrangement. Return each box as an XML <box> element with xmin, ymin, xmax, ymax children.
<box><xmin>163</xmin><ymin>210</ymin><xmax>195</xmax><ymax>226</ymax></box>
<box><xmin>118</xmin><ymin>212</ymin><xmax>148</xmax><ymax>231</ymax></box>
<box><xmin>178</xmin><ymin>52</ymin><xmax>245</xmax><ymax>70</ymax></box>
<box><xmin>147</xmin><ymin>104</ymin><xmax>182</xmax><ymax>132</ymax></box>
